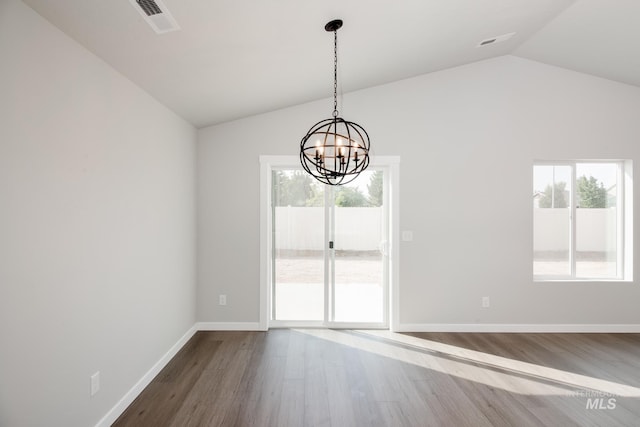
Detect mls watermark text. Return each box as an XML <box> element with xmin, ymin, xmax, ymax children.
<box><xmin>573</xmin><ymin>390</ymin><xmax>618</xmax><ymax>410</ymax></box>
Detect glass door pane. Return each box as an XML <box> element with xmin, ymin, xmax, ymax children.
<box><xmin>330</xmin><ymin>170</ymin><xmax>386</xmax><ymax>323</ymax></box>
<box><xmin>272</xmin><ymin>170</ymin><xmax>325</xmax><ymax>320</ymax></box>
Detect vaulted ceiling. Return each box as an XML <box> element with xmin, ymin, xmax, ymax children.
<box><xmin>22</xmin><ymin>0</ymin><xmax>640</xmax><ymax>128</ymax></box>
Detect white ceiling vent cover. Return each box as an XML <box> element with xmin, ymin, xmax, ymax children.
<box><xmin>477</xmin><ymin>32</ymin><xmax>515</xmax><ymax>47</ymax></box>
<box><xmin>128</xmin><ymin>0</ymin><xmax>180</xmax><ymax>34</ymax></box>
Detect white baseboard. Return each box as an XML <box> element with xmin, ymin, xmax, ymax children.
<box><xmin>95</xmin><ymin>324</ymin><xmax>197</xmax><ymax>427</ymax></box>
<box><xmin>396</xmin><ymin>323</ymin><xmax>640</xmax><ymax>333</ymax></box>
<box><xmin>196</xmin><ymin>321</ymin><xmax>265</xmax><ymax>331</ymax></box>
<box><xmin>96</xmin><ymin>322</ymin><xmax>266</xmax><ymax>426</ymax></box>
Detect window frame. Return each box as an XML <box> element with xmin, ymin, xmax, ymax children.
<box><xmin>533</xmin><ymin>160</ymin><xmax>633</xmax><ymax>282</ymax></box>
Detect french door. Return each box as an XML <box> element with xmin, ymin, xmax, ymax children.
<box><xmin>266</xmin><ymin>163</ymin><xmax>391</xmax><ymax>328</ymax></box>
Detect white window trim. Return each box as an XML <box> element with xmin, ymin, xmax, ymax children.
<box><xmin>534</xmin><ymin>160</ymin><xmax>633</xmax><ymax>282</ymax></box>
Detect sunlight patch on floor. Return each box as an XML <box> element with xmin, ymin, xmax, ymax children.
<box><xmin>296</xmin><ymin>329</ymin><xmax>640</xmax><ymax>398</ymax></box>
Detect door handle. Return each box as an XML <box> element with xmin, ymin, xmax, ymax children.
<box><xmin>379</xmin><ymin>240</ymin><xmax>389</xmax><ymax>256</ymax></box>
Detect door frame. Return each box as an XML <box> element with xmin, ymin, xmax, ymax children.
<box><xmin>259</xmin><ymin>155</ymin><xmax>400</xmax><ymax>331</ymax></box>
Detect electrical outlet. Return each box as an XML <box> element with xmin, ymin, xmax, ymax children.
<box><xmin>219</xmin><ymin>294</ymin><xmax>227</xmax><ymax>306</ymax></box>
<box><xmin>402</xmin><ymin>231</ymin><xmax>413</xmax><ymax>241</ymax></box>
<box><xmin>90</xmin><ymin>371</ymin><xmax>100</xmax><ymax>396</ymax></box>
<box><xmin>482</xmin><ymin>297</ymin><xmax>490</xmax><ymax>308</ymax></box>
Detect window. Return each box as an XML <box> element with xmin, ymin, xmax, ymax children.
<box><xmin>533</xmin><ymin>161</ymin><xmax>632</xmax><ymax>281</ymax></box>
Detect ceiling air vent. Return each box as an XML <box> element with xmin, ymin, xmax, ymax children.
<box><xmin>128</xmin><ymin>0</ymin><xmax>180</xmax><ymax>34</ymax></box>
<box><xmin>477</xmin><ymin>32</ymin><xmax>515</xmax><ymax>47</ymax></box>
<box><xmin>137</xmin><ymin>0</ymin><xmax>162</xmax><ymax>16</ymax></box>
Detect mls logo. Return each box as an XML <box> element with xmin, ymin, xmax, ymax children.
<box><xmin>586</xmin><ymin>397</ymin><xmax>617</xmax><ymax>410</ymax></box>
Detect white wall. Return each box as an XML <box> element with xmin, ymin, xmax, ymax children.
<box><xmin>198</xmin><ymin>54</ymin><xmax>640</xmax><ymax>327</ymax></box>
<box><xmin>0</xmin><ymin>1</ymin><xmax>196</xmax><ymax>426</ymax></box>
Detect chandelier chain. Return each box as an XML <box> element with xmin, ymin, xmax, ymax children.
<box><xmin>333</xmin><ymin>29</ymin><xmax>338</xmax><ymax>117</ymax></box>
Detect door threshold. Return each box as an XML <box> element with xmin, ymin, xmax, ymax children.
<box><xmin>269</xmin><ymin>320</ymin><xmax>388</xmax><ymax>329</ymax></box>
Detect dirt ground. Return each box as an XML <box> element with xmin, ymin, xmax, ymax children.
<box><xmin>275</xmin><ymin>253</ymin><xmax>383</xmax><ymax>284</ymax></box>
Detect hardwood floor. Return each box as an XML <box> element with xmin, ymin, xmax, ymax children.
<box><xmin>113</xmin><ymin>330</ymin><xmax>640</xmax><ymax>426</ymax></box>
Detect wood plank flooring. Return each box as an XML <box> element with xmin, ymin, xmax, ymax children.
<box><xmin>113</xmin><ymin>330</ymin><xmax>640</xmax><ymax>426</ymax></box>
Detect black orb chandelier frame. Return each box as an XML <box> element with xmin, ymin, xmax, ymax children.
<box><xmin>300</xmin><ymin>19</ymin><xmax>371</xmax><ymax>186</ymax></box>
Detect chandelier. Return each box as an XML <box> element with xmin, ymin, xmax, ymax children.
<box><xmin>299</xmin><ymin>19</ymin><xmax>371</xmax><ymax>186</ymax></box>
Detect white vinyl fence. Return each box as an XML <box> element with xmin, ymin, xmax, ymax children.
<box><xmin>275</xmin><ymin>206</ymin><xmax>383</xmax><ymax>251</ymax></box>
<box><xmin>276</xmin><ymin>207</ymin><xmax>617</xmax><ymax>253</ymax></box>
<box><xmin>534</xmin><ymin>208</ymin><xmax>617</xmax><ymax>252</ymax></box>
